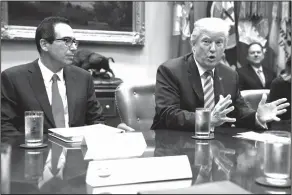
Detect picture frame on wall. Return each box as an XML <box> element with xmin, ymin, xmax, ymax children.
<box><xmin>0</xmin><ymin>1</ymin><xmax>145</xmax><ymax>45</ymax></box>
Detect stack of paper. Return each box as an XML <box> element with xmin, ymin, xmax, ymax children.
<box><xmin>86</xmin><ymin>155</ymin><xmax>192</xmax><ymax>193</ymax></box>
<box><xmin>48</xmin><ymin>124</ymin><xmax>125</xmax><ymax>143</ymax></box>
<box><xmin>233</xmin><ymin>131</ymin><xmax>290</xmax><ymax>143</ymax></box>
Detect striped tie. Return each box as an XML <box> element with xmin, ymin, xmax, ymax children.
<box><xmin>203</xmin><ymin>70</ymin><xmax>215</xmax><ymax>110</ymax></box>
<box><xmin>256</xmin><ymin>69</ymin><xmax>265</xmax><ymax>87</ymax></box>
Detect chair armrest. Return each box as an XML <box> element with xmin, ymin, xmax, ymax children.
<box><xmin>117</xmin><ymin>123</ymin><xmax>136</xmax><ymax>132</ymax></box>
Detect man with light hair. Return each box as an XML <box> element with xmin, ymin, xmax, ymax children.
<box><xmin>151</xmin><ymin>17</ymin><xmax>289</xmax><ymax>131</ymax></box>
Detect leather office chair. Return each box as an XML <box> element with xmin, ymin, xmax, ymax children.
<box><xmin>240</xmin><ymin>89</ymin><xmax>270</xmax><ymax>111</ymax></box>
<box><xmin>115</xmin><ymin>81</ymin><xmax>156</xmax><ymax>131</ymax></box>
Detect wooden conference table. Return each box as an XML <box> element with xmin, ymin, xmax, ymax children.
<box><xmin>1</xmin><ymin>127</ymin><xmax>291</xmax><ymax>194</ymax></box>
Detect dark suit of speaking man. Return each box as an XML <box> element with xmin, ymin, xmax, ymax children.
<box><xmin>1</xmin><ymin>16</ymin><xmax>104</xmax><ymax>134</ymax></box>
<box><xmin>151</xmin><ymin>18</ymin><xmax>289</xmax><ymax>131</ymax></box>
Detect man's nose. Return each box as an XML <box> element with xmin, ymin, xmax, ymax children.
<box><xmin>209</xmin><ymin>42</ymin><xmax>216</xmax><ymax>52</ymax></box>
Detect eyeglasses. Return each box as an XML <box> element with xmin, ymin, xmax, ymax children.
<box><xmin>54</xmin><ymin>37</ymin><xmax>79</xmax><ymax>47</ymax></box>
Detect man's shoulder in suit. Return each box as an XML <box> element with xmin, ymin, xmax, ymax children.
<box><xmin>218</xmin><ymin>63</ymin><xmax>237</xmax><ymax>74</ymax></box>
<box><xmin>2</xmin><ymin>60</ymin><xmax>37</xmax><ymax>76</ymax></box>
<box><xmin>158</xmin><ymin>53</ymin><xmax>192</xmax><ymax>71</ymax></box>
<box><xmin>236</xmin><ymin>64</ymin><xmax>248</xmax><ymax>73</ymax></box>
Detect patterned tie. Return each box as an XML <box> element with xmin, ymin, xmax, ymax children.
<box><xmin>257</xmin><ymin>69</ymin><xmax>265</xmax><ymax>87</ymax></box>
<box><xmin>203</xmin><ymin>70</ymin><xmax>215</xmax><ymax>110</ymax></box>
<box><xmin>51</xmin><ymin>74</ymin><xmax>65</xmax><ymax>128</ymax></box>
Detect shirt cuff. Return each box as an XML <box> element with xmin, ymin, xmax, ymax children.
<box><xmin>255</xmin><ymin>112</ymin><xmax>268</xmax><ymax>129</ymax></box>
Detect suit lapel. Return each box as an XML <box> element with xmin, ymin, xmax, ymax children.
<box><xmin>247</xmin><ymin>64</ymin><xmax>264</xmax><ymax>88</ymax></box>
<box><xmin>187</xmin><ymin>55</ymin><xmax>204</xmax><ymax>103</ymax></box>
<box><xmin>28</xmin><ymin>60</ymin><xmax>55</xmax><ymax>127</ymax></box>
<box><xmin>213</xmin><ymin>67</ymin><xmax>224</xmax><ymax>104</ymax></box>
<box><xmin>63</xmin><ymin>66</ymin><xmax>76</xmax><ymax>126</ymax></box>
<box><xmin>262</xmin><ymin>67</ymin><xmax>271</xmax><ymax>86</ymax></box>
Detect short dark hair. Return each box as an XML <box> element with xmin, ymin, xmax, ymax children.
<box><xmin>247</xmin><ymin>42</ymin><xmax>264</xmax><ymax>52</ymax></box>
<box><xmin>35</xmin><ymin>16</ymin><xmax>70</xmax><ymax>54</ymax></box>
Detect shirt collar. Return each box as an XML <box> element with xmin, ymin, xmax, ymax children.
<box><xmin>38</xmin><ymin>58</ymin><xmax>64</xmax><ymax>84</ymax></box>
<box><xmin>193</xmin><ymin>56</ymin><xmax>215</xmax><ymax>77</ymax></box>
<box><xmin>251</xmin><ymin>64</ymin><xmax>263</xmax><ymax>73</ymax></box>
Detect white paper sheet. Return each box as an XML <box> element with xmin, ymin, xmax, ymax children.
<box><xmin>48</xmin><ymin>124</ymin><xmax>125</xmax><ymax>142</ymax></box>
<box><xmin>87</xmin><ymin>179</ymin><xmax>192</xmax><ymax>194</ymax></box>
<box><xmin>233</xmin><ymin>131</ymin><xmax>290</xmax><ymax>143</ymax></box>
<box><xmin>86</xmin><ymin>155</ymin><xmax>192</xmax><ymax>188</ymax></box>
<box><xmin>139</xmin><ymin>180</ymin><xmax>252</xmax><ymax>194</ymax></box>
<box><xmin>82</xmin><ymin>132</ymin><xmax>147</xmax><ymax>160</ymax></box>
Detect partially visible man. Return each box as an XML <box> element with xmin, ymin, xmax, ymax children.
<box><xmin>1</xmin><ymin>16</ymin><xmax>104</xmax><ymax>134</ymax></box>
<box><xmin>151</xmin><ymin>17</ymin><xmax>289</xmax><ymax>131</ymax></box>
<box><xmin>237</xmin><ymin>42</ymin><xmax>276</xmax><ymax>90</ymax></box>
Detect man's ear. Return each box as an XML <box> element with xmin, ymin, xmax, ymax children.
<box><xmin>191</xmin><ymin>46</ymin><xmax>196</xmax><ymax>53</ymax></box>
<box><xmin>40</xmin><ymin>39</ymin><xmax>49</xmax><ymax>52</ymax></box>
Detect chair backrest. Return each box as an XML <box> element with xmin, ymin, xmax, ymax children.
<box><xmin>115</xmin><ymin>81</ymin><xmax>156</xmax><ymax>131</ymax></box>
<box><xmin>240</xmin><ymin>89</ymin><xmax>270</xmax><ymax>111</ymax></box>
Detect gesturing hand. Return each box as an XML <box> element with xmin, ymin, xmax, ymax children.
<box><xmin>257</xmin><ymin>93</ymin><xmax>290</xmax><ymax>123</ymax></box>
<box><xmin>211</xmin><ymin>94</ymin><xmax>236</xmax><ymax>128</ymax></box>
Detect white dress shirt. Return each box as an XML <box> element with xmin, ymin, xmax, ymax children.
<box><xmin>251</xmin><ymin>65</ymin><xmax>266</xmax><ymax>87</ymax></box>
<box><xmin>38</xmin><ymin>59</ymin><xmax>69</xmax><ymax>128</ymax></box>
<box><xmin>193</xmin><ymin>57</ymin><xmax>215</xmax><ymax>89</ymax></box>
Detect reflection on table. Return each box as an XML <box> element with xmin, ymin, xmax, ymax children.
<box><xmin>1</xmin><ymin>127</ymin><xmax>291</xmax><ymax>194</ymax></box>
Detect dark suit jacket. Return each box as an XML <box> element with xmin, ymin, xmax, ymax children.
<box><xmin>151</xmin><ymin>53</ymin><xmax>257</xmax><ymax>131</ymax></box>
<box><xmin>237</xmin><ymin>64</ymin><xmax>276</xmax><ymax>90</ymax></box>
<box><xmin>268</xmin><ymin>76</ymin><xmax>291</xmax><ymax>121</ymax></box>
<box><xmin>1</xmin><ymin>59</ymin><xmax>104</xmax><ymax>133</ymax></box>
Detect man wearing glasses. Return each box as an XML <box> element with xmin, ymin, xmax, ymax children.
<box><xmin>1</xmin><ymin>16</ymin><xmax>104</xmax><ymax>134</ymax></box>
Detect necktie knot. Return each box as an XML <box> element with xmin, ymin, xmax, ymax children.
<box><xmin>204</xmin><ymin>70</ymin><xmax>213</xmax><ymax>79</ymax></box>
<box><xmin>52</xmin><ymin>74</ymin><xmax>60</xmax><ymax>83</ymax></box>
<box><xmin>257</xmin><ymin>69</ymin><xmax>262</xmax><ymax>74</ymax></box>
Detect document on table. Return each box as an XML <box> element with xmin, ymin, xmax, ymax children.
<box><xmin>86</xmin><ymin>155</ymin><xmax>192</xmax><ymax>188</ymax></box>
<box><xmin>139</xmin><ymin>180</ymin><xmax>252</xmax><ymax>194</ymax></box>
<box><xmin>48</xmin><ymin>124</ymin><xmax>125</xmax><ymax>143</ymax></box>
<box><xmin>233</xmin><ymin>131</ymin><xmax>290</xmax><ymax>142</ymax></box>
<box><xmin>87</xmin><ymin>179</ymin><xmax>192</xmax><ymax>194</ymax></box>
<box><xmin>82</xmin><ymin>132</ymin><xmax>147</xmax><ymax>160</ymax></box>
